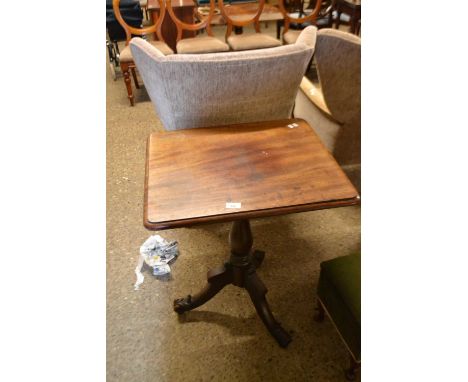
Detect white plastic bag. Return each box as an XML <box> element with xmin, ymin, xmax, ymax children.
<box><xmin>134</xmin><ymin>235</ymin><xmax>179</xmax><ymax>290</ymax></box>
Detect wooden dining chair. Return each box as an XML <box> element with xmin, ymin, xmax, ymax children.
<box><xmin>166</xmin><ymin>0</ymin><xmax>229</xmax><ymax>54</ymax></box>
<box><xmin>278</xmin><ymin>0</ymin><xmax>322</xmax><ymax>45</ymax></box>
<box><xmin>218</xmin><ymin>0</ymin><xmax>281</xmax><ymax>51</ymax></box>
<box><xmin>112</xmin><ymin>0</ymin><xmax>174</xmax><ymax>106</ymax></box>
<box><xmin>335</xmin><ymin>0</ymin><xmax>361</xmax><ymax>35</ymax></box>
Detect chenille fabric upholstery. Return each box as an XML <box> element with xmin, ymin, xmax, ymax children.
<box><xmin>120</xmin><ymin>39</ymin><xmax>174</xmax><ymax>62</ymax></box>
<box><xmin>176</xmin><ymin>36</ymin><xmax>229</xmax><ymax>54</ymax></box>
<box><xmin>227</xmin><ymin>33</ymin><xmax>281</xmax><ymax>51</ymax></box>
<box><xmin>315</xmin><ymin>29</ymin><xmax>361</xmax><ymax>126</ymax></box>
<box><xmin>130</xmin><ymin>26</ymin><xmax>317</xmax><ymax>131</ymax></box>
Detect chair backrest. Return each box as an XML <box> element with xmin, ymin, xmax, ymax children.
<box><xmin>218</xmin><ymin>0</ymin><xmax>265</xmax><ymax>39</ymax></box>
<box><xmin>107</xmin><ymin>0</ymin><xmax>143</xmax><ymax>42</ymax></box>
<box><xmin>315</xmin><ymin>28</ymin><xmax>360</xmax><ymax>167</ymax></box>
<box><xmin>278</xmin><ymin>0</ymin><xmax>322</xmax><ymax>35</ymax></box>
<box><xmin>130</xmin><ymin>26</ymin><xmax>317</xmax><ymax>131</ymax></box>
<box><xmin>166</xmin><ymin>0</ymin><xmax>216</xmax><ymax>42</ymax></box>
<box><xmin>315</xmin><ymin>29</ymin><xmax>361</xmax><ymax>124</ymax></box>
<box><xmin>113</xmin><ymin>0</ymin><xmax>166</xmax><ymax>44</ymax></box>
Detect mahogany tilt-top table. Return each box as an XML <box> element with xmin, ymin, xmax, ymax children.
<box><xmin>144</xmin><ymin>118</ymin><xmax>360</xmax><ymax>347</ymax></box>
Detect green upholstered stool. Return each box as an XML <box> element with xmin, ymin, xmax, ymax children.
<box><xmin>315</xmin><ymin>253</ymin><xmax>361</xmax><ymax>380</ymax></box>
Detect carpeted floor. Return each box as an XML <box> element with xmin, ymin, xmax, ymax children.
<box><xmin>107</xmin><ymin>23</ymin><xmax>361</xmax><ymax>382</ymax></box>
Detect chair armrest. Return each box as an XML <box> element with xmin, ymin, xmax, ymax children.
<box><xmin>295</xmin><ymin>26</ymin><xmax>318</xmax><ymax>49</ymax></box>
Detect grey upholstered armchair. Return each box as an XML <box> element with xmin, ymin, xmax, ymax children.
<box><xmin>295</xmin><ymin>29</ymin><xmax>361</xmax><ymax>188</ymax></box>
<box><xmin>129</xmin><ymin>26</ymin><xmax>317</xmax><ymax>131</ymax></box>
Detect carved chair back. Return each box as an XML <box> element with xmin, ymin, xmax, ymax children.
<box><xmin>112</xmin><ymin>0</ymin><xmax>166</xmax><ymax>45</ymax></box>
<box><xmin>218</xmin><ymin>0</ymin><xmax>266</xmax><ymax>40</ymax></box>
<box><xmin>278</xmin><ymin>0</ymin><xmax>322</xmax><ymax>35</ymax></box>
<box><xmin>166</xmin><ymin>0</ymin><xmax>217</xmax><ymax>42</ymax></box>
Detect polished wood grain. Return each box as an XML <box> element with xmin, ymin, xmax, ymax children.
<box><xmin>144</xmin><ymin>118</ymin><xmax>359</xmax><ymax>230</ymax></box>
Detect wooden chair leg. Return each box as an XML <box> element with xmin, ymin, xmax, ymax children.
<box><xmin>131</xmin><ymin>67</ymin><xmax>140</xmax><ymax>89</ymax></box>
<box><xmin>345</xmin><ymin>355</ymin><xmax>360</xmax><ymax>381</ymax></box>
<box><xmin>314</xmin><ymin>299</ymin><xmax>325</xmax><ymax>322</ymax></box>
<box><xmin>336</xmin><ymin>10</ymin><xmax>341</xmax><ymax>29</ymax></box>
<box><xmin>121</xmin><ymin>62</ymin><xmax>134</xmax><ymax>106</ymax></box>
<box><xmin>350</xmin><ymin>9</ymin><xmax>357</xmax><ymax>34</ymax></box>
<box><xmin>276</xmin><ymin>20</ymin><xmax>282</xmax><ymax>39</ymax></box>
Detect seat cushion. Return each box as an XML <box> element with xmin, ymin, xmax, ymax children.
<box><xmin>120</xmin><ymin>40</ymin><xmax>174</xmax><ymax>62</ymax></box>
<box><xmin>227</xmin><ymin>33</ymin><xmax>281</xmax><ymax>51</ymax></box>
<box><xmin>300</xmin><ymin>77</ymin><xmax>332</xmax><ymax>117</ymax></box>
<box><xmin>176</xmin><ymin>36</ymin><xmax>230</xmax><ymax>54</ymax></box>
<box><xmin>283</xmin><ymin>30</ymin><xmax>301</xmax><ymax>45</ymax></box>
<box><xmin>318</xmin><ymin>253</ymin><xmax>361</xmax><ymax>360</ymax></box>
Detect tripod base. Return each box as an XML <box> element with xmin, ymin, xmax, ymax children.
<box><xmin>174</xmin><ymin>220</ymin><xmax>291</xmax><ymax>348</ymax></box>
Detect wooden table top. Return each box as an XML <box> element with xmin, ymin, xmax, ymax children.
<box><xmin>144</xmin><ymin>119</ymin><xmax>359</xmax><ymax>230</ymax></box>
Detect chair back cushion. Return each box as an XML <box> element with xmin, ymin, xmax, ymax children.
<box><xmin>130</xmin><ymin>27</ymin><xmax>316</xmax><ymax>130</ymax></box>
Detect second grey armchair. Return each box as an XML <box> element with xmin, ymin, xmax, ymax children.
<box><xmin>295</xmin><ymin>28</ymin><xmax>361</xmax><ymax>188</ymax></box>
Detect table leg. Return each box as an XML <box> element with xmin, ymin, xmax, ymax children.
<box><xmin>174</xmin><ymin>264</ymin><xmax>233</xmax><ymax>313</ymax></box>
<box><xmin>173</xmin><ymin>219</ymin><xmax>291</xmax><ymax>347</ymax></box>
<box><xmin>245</xmin><ymin>269</ymin><xmax>291</xmax><ymax>347</ymax></box>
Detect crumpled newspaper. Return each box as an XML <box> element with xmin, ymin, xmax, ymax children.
<box><xmin>134</xmin><ymin>235</ymin><xmax>179</xmax><ymax>290</ymax></box>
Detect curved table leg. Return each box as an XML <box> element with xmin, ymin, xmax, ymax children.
<box><xmin>174</xmin><ymin>264</ymin><xmax>233</xmax><ymax>313</ymax></box>
<box><xmin>245</xmin><ymin>270</ymin><xmax>292</xmax><ymax>348</ymax></box>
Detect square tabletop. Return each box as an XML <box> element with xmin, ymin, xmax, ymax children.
<box><xmin>144</xmin><ymin>119</ymin><xmax>359</xmax><ymax>230</ymax></box>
